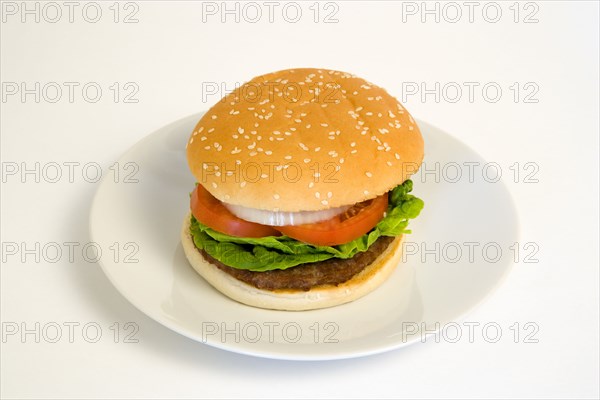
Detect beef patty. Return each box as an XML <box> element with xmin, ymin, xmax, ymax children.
<box><xmin>199</xmin><ymin>236</ymin><xmax>395</xmax><ymax>291</ymax></box>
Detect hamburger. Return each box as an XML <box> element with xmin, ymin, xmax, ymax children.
<box><xmin>181</xmin><ymin>68</ymin><xmax>424</xmax><ymax>311</ymax></box>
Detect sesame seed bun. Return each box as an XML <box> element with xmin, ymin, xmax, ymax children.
<box><xmin>186</xmin><ymin>68</ymin><xmax>424</xmax><ymax>212</ymax></box>
<box><xmin>181</xmin><ymin>214</ymin><xmax>405</xmax><ymax>311</ymax></box>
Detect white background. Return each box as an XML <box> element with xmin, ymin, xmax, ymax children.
<box><xmin>1</xmin><ymin>1</ymin><xmax>598</xmax><ymax>399</ymax></box>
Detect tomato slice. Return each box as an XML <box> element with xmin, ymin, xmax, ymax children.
<box><xmin>191</xmin><ymin>185</ymin><xmax>281</xmax><ymax>238</ymax></box>
<box><xmin>277</xmin><ymin>195</ymin><xmax>388</xmax><ymax>246</ymax></box>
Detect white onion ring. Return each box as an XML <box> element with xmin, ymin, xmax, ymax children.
<box><xmin>223</xmin><ymin>203</ymin><xmax>350</xmax><ymax>226</ymax></box>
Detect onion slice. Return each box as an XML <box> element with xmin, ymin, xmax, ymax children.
<box><xmin>223</xmin><ymin>203</ymin><xmax>351</xmax><ymax>226</ymax></box>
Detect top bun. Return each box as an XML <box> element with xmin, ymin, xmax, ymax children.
<box><xmin>187</xmin><ymin>68</ymin><xmax>424</xmax><ymax>212</ymax></box>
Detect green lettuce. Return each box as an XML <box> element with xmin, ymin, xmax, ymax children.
<box><xmin>190</xmin><ymin>180</ymin><xmax>424</xmax><ymax>272</ymax></box>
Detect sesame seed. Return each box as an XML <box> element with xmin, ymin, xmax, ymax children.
<box><xmin>388</xmin><ymin>111</ymin><xmax>396</xmax><ymax>118</ymax></box>
<box><xmin>363</xmin><ymin>190</ymin><xmax>369</xmax><ymax>195</ymax></box>
<box><xmin>351</xmin><ymin>149</ymin><xmax>358</xmax><ymax>154</ymax></box>
<box><xmin>208</xmin><ymin>128</ymin><xmax>215</xmax><ymax>133</ymax></box>
<box><xmin>366</xmin><ymin>172</ymin><xmax>373</xmax><ymax>178</ymax></box>
<box><xmin>238</xmin><ymin>127</ymin><xmax>244</xmax><ymax>134</ymax></box>
<box><xmin>308</xmin><ymin>182</ymin><xmax>314</xmax><ymax>188</ymax></box>
<box><xmin>339</xmin><ymin>158</ymin><xmax>344</xmax><ymax>163</ymax></box>
<box><xmin>231</xmin><ymin>147</ymin><xmax>241</xmax><ymax>154</ymax></box>
<box><xmin>284</xmin><ymin>155</ymin><xmax>292</xmax><ymax>160</ymax></box>
<box><xmin>212</xmin><ymin>182</ymin><xmax>217</xmax><ymax>189</ymax></box>
<box><xmin>273</xmin><ymin>130</ymin><xmax>281</xmax><ymax>135</ymax></box>
<box><xmin>299</xmin><ymin>143</ymin><xmax>309</xmax><ymax>151</ymax></box>
<box><xmin>200</xmin><ymin>136</ymin><xmax>207</xmax><ymax>141</ymax></box>
<box><xmin>321</xmin><ymin>200</ymin><xmax>329</xmax><ymax>206</ymax></box>
<box><xmin>315</xmin><ymin>192</ymin><xmax>320</xmax><ymax>199</ymax></box>
<box><xmin>190</xmin><ymin>138</ymin><xmax>194</xmax><ymax>144</ymax></box>
<box><xmin>249</xmin><ymin>151</ymin><xmax>257</xmax><ymax>156</ymax></box>
<box><xmin>273</xmin><ymin>194</ymin><xmax>280</xmax><ymax>200</ymax></box>
<box><xmin>204</xmin><ymin>146</ymin><xmax>211</xmax><ymax>150</ymax></box>
<box><xmin>387</xmin><ymin>161</ymin><xmax>393</xmax><ymax>166</ymax></box>
<box><xmin>320</xmin><ymin>123</ymin><xmax>328</xmax><ymax>127</ymax></box>
<box><xmin>304</xmin><ymin>158</ymin><xmax>311</xmax><ymax>163</ymax></box>
<box><xmin>265</xmin><ymin>150</ymin><xmax>273</xmax><ymax>155</ymax></box>
<box><xmin>315</xmin><ymin>147</ymin><xmax>321</xmax><ymax>152</ymax></box>
<box><xmin>350</xmin><ymin>142</ymin><xmax>356</xmax><ymax>147</ymax></box>
<box><xmin>240</xmin><ymin>181</ymin><xmax>246</xmax><ymax>188</ymax></box>
<box><xmin>261</xmin><ymin>174</ymin><xmax>268</xmax><ymax>179</ymax></box>
<box><xmin>327</xmin><ymin>192</ymin><xmax>332</xmax><ymax>198</ymax></box>
<box><xmin>395</xmin><ymin>153</ymin><xmax>400</xmax><ymax>160</ymax></box>
<box><xmin>211</xmin><ymin>115</ymin><xmax>217</xmax><ymax>119</ymax></box>
<box><xmin>366</xmin><ymin>112</ymin><xmax>373</xmax><ymax>116</ymax></box>
<box><xmin>379</xmin><ymin>128</ymin><xmax>389</xmax><ymax>134</ymax></box>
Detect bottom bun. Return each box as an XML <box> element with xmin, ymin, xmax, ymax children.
<box><xmin>181</xmin><ymin>214</ymin><xmax>404</xmax><ymax>311</ymax></box>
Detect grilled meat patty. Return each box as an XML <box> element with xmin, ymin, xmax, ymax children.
<box><xmin>199</xmin><ymin>236</ymin><xmax>395</xmax><ymax>291</ymax></box>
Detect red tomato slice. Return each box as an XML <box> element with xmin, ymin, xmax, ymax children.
<box><xmin>277</xmin><ymin>195</ymin><xmax>388</xmax><ymax>246</ymax></box>
<box><xmin>190</xmin><ymin>185</ymin><xmax>281</xmax><ymax>238</ymax></box>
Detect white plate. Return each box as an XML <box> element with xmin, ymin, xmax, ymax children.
<box><xmin>90</xmin><ymin>113</ymin><xmax>519</xmax><ymax>360</ymax></box>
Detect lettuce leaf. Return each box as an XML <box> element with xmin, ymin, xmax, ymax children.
<box><xmin>190</xmin><ymin>180</ymin><xmax>424</xmax><ymax>272</ymax></box>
